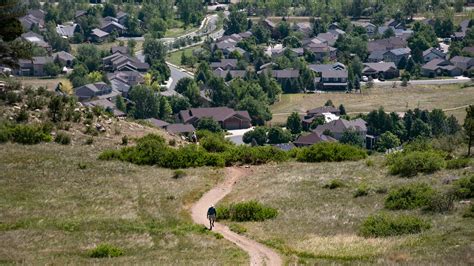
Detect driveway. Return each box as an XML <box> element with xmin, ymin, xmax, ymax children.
<box><xmin>365</xmin><ymin>76</ymin><xmax>471</xmax><ymax>86</ymax></box>
<box><xmin>225</xmin><ymin>127</ymin><xmax>254</xmax><ymax>145</ymax></box>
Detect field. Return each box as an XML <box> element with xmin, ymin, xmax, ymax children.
<box><xmin>270</xmin><ymin>84</ymin><xmax>474</xmax><ymax>124</ymax></box>
<box><xmin>70</xmin><ymin>40</ymin><xmax>144</xmax><ymax>54</ymax></box>
<box><xmin>13</xmin><ymin>77</ymin><xmax>69</xmax><ymax>91</ymax></box>
<box><xmin>218</xmin><ymin>158</ymin><xmax>474</xmax><ymax>264</ymax></box>
<box><xmin>0</xmin><ymin>143</ymin><xmax>247</xmax><ymax>264</ymax></box>
<box><xmin>166</xmin><ymin>46</ymin><xmax>200</xmax><ymax>70</ymax></box>
<box><xmin>165</xmin><ymin>27</ymin><xmax>200</xmax><ymax>38</ymax></box>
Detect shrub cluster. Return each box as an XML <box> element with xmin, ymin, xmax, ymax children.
<box><xmin>0</xmin><ymin>122</ymin><xmax>52</xmax><ymax>145</ymax></box>
<box><xmin>217</xmin><ymin>201</ymin><xmax>278</xmax><ymax>222</ymax></box>
<box><xmin>446</xmin><ymin>158</ymin><xmax>471</xmax><ymax>169</ymax></box>
<box><xmin>354</xmin><ymin>184</ymin><xmax>370</xmax><ymax>197</ymax></box>
<box><xmin>386</xmin><ymin>151</ymin><xmax>445</xmax><ymax>177</ymax></box>
<box><xmin>359</xmin><ymin>213</ymin><xmax>431</xmax><ymax>237</ymax></box>
<box><xmin>55</xmin><ymin>132</ymin><xmax>71</xmax><ymax>145</ymax></box>
<box><xmin>323</xmin><ymin>179</ymin><xmax>345</xmax><ymax>189</ymax></box>
<box><xmin>88</xmin><ymin>243</ymin><xmax>124</xmax><ymax>258</ymax></box>
<box><xmin>452</xmin><ymin>175</ymin><xmax>474</xmax><ymax>199</ymax></box>
<box><xmin>296</xmin><ymin>142</ymin><xmax>367</xmax><ymax>163</ymax></box>
<box><xmin>385</xmin><ymin>183</ymin><xmax>435</xmax><ymax>210</ymax></box>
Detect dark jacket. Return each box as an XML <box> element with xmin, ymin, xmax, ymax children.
<box><xmin>207</xmin><ymin>207</ymin><xmax>216</xmax><ymax>216</ymax></box>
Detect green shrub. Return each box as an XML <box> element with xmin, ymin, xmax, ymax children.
<box><xmin>375</xmin><ymin>187</ymin><xmax>388</xmax><ymax>194</ymax></box>
<box><xmin>172</xmin><ymin>169</ymin><xmax>186</xmax><ymax>179</ymax></box>
<box><xmin>385</xmin><ymin>183</ymin><xmax>435</xmax><ymax>210</ymax></box>
<box><xmin>366</xmin><ymin>159</ymin><xmax>374</xmax><ymax>167</ymax></box>
<box><xmin>359</xmin><ymin>213</ymin><xmax>431</xmax><ymax>237</ymax></box>
<box><xmin>88</xmin><ymin>243</ymin><xmax>124</xmax><ymax>258</ymax></box>
<box><xmin>217</xmin><ymin>201</ymin><xmax>278</xmax><ymax>222</ymax></box>
<box><xmin>121</xmin><ymin>135</ymin><xmax>128</xmax><ymax>146</ymax></box>
<box><xmin>323</xmin><ymin>179</ymin><xmax>345</xmax><ymax>189</ymax></box>
<box><xmin>424</xmin><ymin>192</ymin><xmax>454</xmax><ymax>213</ymax></box>
<box><xmin>452</xmin><ymin>175</ymin><xmax>474</xmax><ymax>199</ymax></box>
<box><xmin>10</xmin><ymin>124</ymin><xmax>51</xmax><ymax>145</ymax></box>
<box><xmin>85</xmin><ymin>137</ymin><xmax>94</xmax><ymax>145</ymax></box>
<box><xmin>354</xmin><ymin>184</ymin><xmax>370</xmax><ymax>197</ymax></box>
<box><xmin>296</xmin><ymin>142</ymin><xmax>367</xmax><ymax>163</ymax></box>
<box><xmin>229</xmin><ymin>223</ymin><xmax>247</xmax><ymax>234</ymax></box>
<box><xmin>463</xmin><ymin>204</ymin><xmax>474</xmax><ymax>218</ymax></box>
<box><xmin>386</xmin><ymin>151</ymin><xmax>445</xmax><ymax>177</ymax></box>
<box><xmin>223</xmin><ymin>145</ymin><xmax>288</xmax><ymax>165</ymax></box>
<box><xmin>55</xmin><ymin>132</ymin><xmax>71</xmax><ymax>145</ymax></box>
<box><xmin>446</xmin><ymin>158</ymin><xmax>471</xmax><ymax>169</ymax></box>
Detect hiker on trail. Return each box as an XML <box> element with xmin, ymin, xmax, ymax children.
<box><xmin>191</xmin><ymin>131</ymin><xmax>197</xmax><ymax>143</ymax></box>
<box><xmin>207</xmin><ymin>205</ymin><xmax>216</xmax><ymax>230</ymax></box>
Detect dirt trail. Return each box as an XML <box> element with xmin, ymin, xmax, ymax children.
<box><xmin>191</xmin><ymin>167</ymin><xmax>282</xmax><ymax>266</ymax></box>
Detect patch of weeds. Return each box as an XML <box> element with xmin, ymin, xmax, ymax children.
<box><xmin>78</xmin><ymin>162</ymin><xmax>88</xmax><ymax>170</ymax></box>
<box><xmin>366</xmin><ymin>159</ymin><xmax>374</xmax><ymax>167</ymax></box>
<box><xmin>229</xmin><ymin>223</ymin><xmax>247</xmax><ymax>234</ymax></box>
<box><xmin>172</xmin><ymin>169</ymin><xmax>186</xmax><ymax>179</ymax></box>
<box><xmin>463</xmin><ymin>204</ymin><xmax>474</xmax><ymax>218</ymax></box>
<box><xmin>446</xmin><ymin>158</ymin><xmax>471</xmax><ymax>169</ymax></box>
<box><xmin>88</xmin><ymin>243</ymin><xmax>124</xmax><ymax>258</ymax></box>
<box><xmin>354</xmin><ymin>184</ymin><xmax>370</xmax><ymax>198</ymax></box>
<box><xmin>375</xmin><ymin>186</ymin><xmax>388</xmax><ymax>194</ymax></box>
<box><xmin>121</xmin><ymin>135</ymin><xmax>128</xmax><ymax>145</ymax></box>
<box><xmin>213</xmin><ymin>232</ymin><xmax>224</xmax><ymax>239</ymax></box>
<box><xmin>323</xmin><ymin>179</ymin><xmax>345</xmax><ymax>189</ymax></box>
<box><xmin>85</xmin><ymin>137</ymin><xmax>94</xmax><ymax>145</ymax></box>
<box><xmin>55</xmin><ymin>132</ymin><xmax>71</xmax><ymax>145</ymax></box>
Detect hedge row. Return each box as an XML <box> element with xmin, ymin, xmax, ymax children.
<box><xmin>99</xmin><ymin>134</ymin><xmax>368</xmax><ymax>169</ymax></box>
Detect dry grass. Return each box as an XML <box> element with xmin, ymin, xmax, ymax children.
<box><xmin>219</xmin><ymin>158</ymin><xmax>474</xmax><ymax>264</ymax></box>
<box><xmin>13</xmin><ymin>77</ymin><xmax>69</xmax><ymax>91</ymax></box>
<box><xmin>0</xmin><ymin>143</ymin><xmax>247</xmax><ymax>264</ymax></box>
<box><xmin>270</xmin><ymin>84</ymin><xmax>474</xmax><ymax>124</ymax></box>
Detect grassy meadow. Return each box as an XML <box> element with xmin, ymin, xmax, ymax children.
<box><xmin>0</xmin><ymin>143</ymin><xmax>247</xmax><ymax>264</ymax></box>
<box><xmin>218</xmin><ymin>157</ymin><xmax>474</xmax><ymax>264</ymax></box>
<box><xmin>270</xmin><ymin>84</ymin><xmax>474</xmax><ymax>124</ymax></box>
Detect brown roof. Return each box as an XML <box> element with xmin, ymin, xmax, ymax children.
<box><xmin>147</xmin><ymin>118</ymin><xmax>170</xmax><ymax>128</ymax></box>
<box><xmin>294</xmin><ymin>132</ymin><xmax>336</xmax><ymax>146</ymax></box>
<box><xmin>166</xmin><ymin>123</ymin><xmax>195</xmax><ymax>134</ymax></box>
<box><xmin>368</xmin><ymin>37</ymin><xmax>407</xmax><ymax>52</ymax></box>
<box><xmin>179</xmin><ymin>107</ymin><xmax>251</xmax><ymax>124</ymax></box>
<box><xmin>313</xmin><ymin>118</ymin><xmax>367</xmax><ymax>135</ymax></box>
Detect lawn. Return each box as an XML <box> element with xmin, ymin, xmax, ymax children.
<box><xmin>0</xmin><ymin>143</ymin><xmax>247</xmax><ymax>264</ymax></box>
<box><xmin>13</xmin><ymin>77</ymin><xmax>69</xmax><ymax>91</ymax></box>
<box><xmin>270</xmin><ymin>84</ymin><xmax>474</xmax><ymax>124</ymax></box>
<box><xmin>165</xmin><ymin>26</ymin><xmax>199</xmax><ymax>38</ymax></box>
<box><xmin>71</xmin><ymin>40</ymin><xmax>144</xmax><ymax>55</ymax></box>
<box><xmin>166</xmin><ymin>46</ymin><xmax>200</xmax><ymax>70</ymax></box>
<box><xmin>218</xmin><ymin>158</ymin><xmax>474</xmax><ymax>264</ymax></box>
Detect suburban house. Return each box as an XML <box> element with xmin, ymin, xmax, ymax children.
<box><xmin>166</xmin><ymin>123</ymin><xmax>196</xmax><ymax>135</ymax></box>
<box><xmin>452</xmin><ymin>19</ymin><xmax>470</xmax><ymax>41</ymax></box>
<box><xmin>368</xmin><ymin>37</ymin><xmax>407</xmax><ymax>53</ymax></box>
<box><xmin>146</xmin><ymin>118</ymin><xmax>170</xmax><ymax>129</ymax></box>
<box><xmin>351</xmin><ymin>21</ymin><xmax>377</xmax><ymax>36</ymax></box>
<box><xmin>107</xmin><ymin>71</ymin><xmax>145</xmax><ymax>97</ymax></box>
<box><xmin>383</xmin><ymin>48</ymin><xmax>411</xmax><ymax>65</ymax></box>
<box><xmin>56</xmin><ymin>23</ymin><xmax>80</xmax><ymax>38</ymax></box>
<box><xmin>91</xmin><ymin>28</ymin><xmax>110</xmax><ymax>42</ymax></box>
<box><xmin>293</xmin><ymin>132</ymin><xmax>337</xmax><ymax>147</ymax></box>
<box><xmin>111</xmin><ymin>46</ymin><xmax>129</xmax><ymax>55</ymax></box>
<box><xmin>21</xmin><ymin>31</ymin><xmax>51</xmax><ymax>52</ymax></box>
<box><xmin>305</xmin><ymin>43</ymin><xmax>337</xmax><ymax>61</ymax></box>
<box><xmin>53</xmin><ymin>51</ymin><xmax>75</xmax><ymax>67</ymax></box>
<box><xmin>450</xmin><ymin>56</ymin><xmax>474</xmax><ymax>72</ymax></box>
<box><xmin>462</xmin><ymin>46</ymin><xmax>474</xmax><ymax>56</ymax></box>
<box><xmin>293</xmin><ymin>22</ymin><xmax>313</xmax><ymax>37</ymax></box>
<box><xmin>179</xmin><ymin>107</ymin><xmax>252</xmax><ymax>130</ymax></box>
<box><xmin>421</xmin><ymin>59</ymin><xmax>462</xmax><ymax>77</ymax></box>
<box><xmin>302</xmin><ymin>106</ymin><xmax>341</xmax><ymax>128</ymax></box>
<box><xmin>82</xmin><ymin>99</ymin><xmax>125</xmax><ymax>117</ymax></box>
<box><xmin>116</xmin><ymin>11</ymin><xmax>129</xmax><ymax>25</ymax></box>
<box><xmin>213</xmin><ymin>68</ymin><xmax>246</xmax><ymax>79</ymax></box>
<box><xmin>377</xmin><ymin>26</ymin><xmax>413</xmax><ymax>39</ymax></box>
<box><xmin>19</xmin><ymin>9</ymin><xmax>45</xmax><ymax>31</ymax></box>
<box><xmin>316</xmin><ymin>29</ymin><xmax>345</xmax><ymax>46</ymax></box>
<box><xmin>309</xmin><ymin>63</ymin><xmax>348</xmax><ymax>90</ymax></box>
<box><xmin>100</xmin><ymin>17</ymin><xmax>127</xmax><ymax>35</ymax></box>
<box><xmin>102</xmin><ymin>52</ymin><xmax>150</xmax><ymax>72</ymax></box>
<box><xmin>74</xmin><ymin>82</ymin><xmax>119</xmax><ymax>101</ymax></box>
<box><xmin>15</xmin><ymin>56</ymin><xmax>53</xmax><ymax>76</ymax></box>
<box><xmin>210</xmin><ymin>59</ymin><xmax>238</xmax><ymax>70</ymax></box>
<box><xmin>423</xmin><ymin>47</ymin><xmax>446</xmax><ymax>63</ymax></box>
<box><xmin>313</xmin><ymin>118</ymin><xmax>368</xmax><ymax>141</ymax></box>
<box><xmin>368</xmin><ymin>50</ymin><xmax>386</xmax><ymax>62</ymax></box>
<box><xmin>363</xmin><ymin>62</ymin><xmax>400</xmax><ymax>79</ymax></box>
<box><xmin>261</xmin><ymin>19</ymin><xmax>277</xmax><ymax>32</ymax></box>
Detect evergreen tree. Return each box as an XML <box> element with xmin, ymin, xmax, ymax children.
<box><xmin>286</xmin><ymin>112</ymin><xmax>302</xmax><ymax>134</ymax></box>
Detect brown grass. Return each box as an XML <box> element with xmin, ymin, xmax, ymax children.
<box><xmin>13</xmin><ymin>77</ymin><xmax>69</xmax><ymax>91</ymax></box>
<box><xmin>270</xmin><ymin>84</ymin><xmax>474</xmax><ymax>124</ymax></box>
<box><xmin>218</xmin><ymin>158</ymin><xmax>474</xmax><ymax>264</ymax></box>
<box><xmin>0</xmin><ymin>143</ymin><xmax>247</xmax><ymax>264</ymax></box>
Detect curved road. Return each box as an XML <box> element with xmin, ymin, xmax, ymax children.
<box><xmin>191</xmin><ymin>167</ymin><xmax>282</xmax><ymax>266</ymax></box>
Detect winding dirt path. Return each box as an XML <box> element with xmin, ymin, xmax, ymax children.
<box><xmin>191</xmin><ymin>167</ymin><xmax>282</xmax><ymax>266</ymax></box>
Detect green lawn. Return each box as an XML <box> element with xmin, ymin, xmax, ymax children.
<box><xmin>165</xmin><ymin>26</ymin><xmax>199</xmax><ymax>38</ymax></box>
<box><xmin>166</xmin><ymin>46</ymin><xmax>200</xmax><ymax>70</ymax></box>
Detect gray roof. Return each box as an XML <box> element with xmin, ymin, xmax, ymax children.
<box><xmin>92</xmin><ymin>28</ymin><xmax>109</xmax><ymax>38</ymax></box>
<box><xmin>363</xmin><ymin>62</ymin><xmax>397</xmax><ymax>72</ymax></box>
<box><xmin>146</xmin><ymin>118</ymin><xmax>170</xmax><ymax>128</ymax></box>
<box><xmin>166</xmin><ymin>123</ymin><xmax>195</xmax><ymax>134</ymax></box>
<box><xmin>210</xmin><ymin>59</ymin><xmax>238</xmax><ymax>69</ymax></box>
<box><xmin>368</xmin><ymin>50</ymin><xmax>386</xmax><ymax>61</ymax></box>
<box><xmin>450</xmin><ymin>56</ymin><xmax>474</xmax><ymax>64</ymax></box>
<box><xmin>54</xmin><ymin>51</ymin><xmax>75</xmax><ymax>61</ymax></box>
<box><xmin>56</xmin><ymin>24</ymin><xmax>78</xmax><ymax>37</ymax></box>
<box><xmin>314</xmin><ymin>118</ymin><xmax>367</xmax><ymax>135</ymax></box>
<box><xmin>423</xmin><ymin>47</ymin><xmax>445</xmax><ymax>58</ymax></box>
<box><xmin>308</xmin><ymin>62</ymin><xmax>346</xmax><ymax>73</ymax></box>
<box><xmin>388</xmin><ymin>47</ymin><xmax>411</xmax><ymax>56</ymax></box>
<box><xmin>294</xmin><ymin>132</ymin><xmax>336</xmax><ymax>146</ymax></box>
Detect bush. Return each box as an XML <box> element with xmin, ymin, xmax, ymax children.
<box><xmin>463</xmin><ymin>204</ymin><xmax>474</xmax><ymax>218</ymax></box>
<box><xmin>446</xmin><ymin>158</ymin><xmax>471</xmax><ymax>169</ymax></box>
<box><xmin>354</xmin><ymin>184</ymin><xmax>370</xmax><ymax>197</ymax></box>
<box><xmin>229</xmin><ymin>223</ymin><xmax>247</xmax><ymax>234</ymax></box>
<box><xmin>172</xmin><ymin>170</ymin><xmax>186</xmax><ymax>179</ymax></box>
<box><xmin>88</xmin><ymin>243</ymin><xmax>124</xmax><ymax>258</ymax></box>
<box><xmin>10</xmin><ymin>124</ymin><xmax>51</xmax><ymax>145</ymax></box>
<box><xmin>85</xmin><ymin>137</ymin><xmax>94</xmax><ymax>145</ymax></box>
<box><xmin>55</xmin><ymin>132</ymin><xmax>71</xmax><ymax>145</ymax></box>
<box><xmin>296</xmin><ymin>142</ymin><xmax>367</xmax><ymax>163</ymax></box>
<box><xmin>217</xmin><ymin>201</ymin><xmax>278</xmax><ymax>222</ymax></box>
<box><xmin>222</xmin><ymin>145</ymin><xmax>288</xmax><ymax>166</ymax></box>
<box><xmin>385</xmin><ymin>183</ymin><xmax>435</xmax><ymax>210</ymax></box>
<box><xmin>121</xmin><ymin>135</ymin><xmax>128</xmax><ymax>145</ymax></box>
<box><xmin>366</xmin><ymin>159</ymin><xmax>374</xmax><ymax>167</ymax></box>
<box><xmin>424</xmin><ymin>192</ymin><xmax>454</xmax><ymax>213</ymax></box>
<box><xmin>359</xmin><ymin>213</ymin><xmax>431</xmax><ymax>237</ymax></box>
<box><xmin>452</xmin><ymin>175</ymin><xmax>474</xmax><ymax>199</ymax></box>
<box><xmin>386</xmin><ymin>151</ymin><xmax>445</xmax><ymax>177</ymax></box>
<box><xmin>323</xmin><ymin>179</ymin><xmax>345</xmax><ymax>189</ymax></box>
